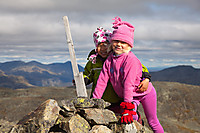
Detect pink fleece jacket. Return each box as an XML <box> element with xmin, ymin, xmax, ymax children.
<box><xmin>92</xmin><ymin>51</ymin><xmax>152</xmax><ymax>102</ymax></box>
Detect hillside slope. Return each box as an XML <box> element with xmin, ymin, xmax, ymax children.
<box><xmin>150</xmin><ymin>65</ymin><xmax>200</xmax><ymax>85</ymax></box>
<box><xmin>0</xmin><ymin>61</ymin><xmax>84</xmax><ymax>88</ymax></box>
<box><xmin>0</xmin><ymin>70</ymin><xmax>35</xmax><ymax>89</ymax></box>
<box><xmin>0</xmin><ymin>81</ymin><xmax>199</xmax><ymax>133</ymax></box>
<box><xmin>142</xmin><ymin>81</ymin><xmax>200</xmax><ymax>133</ymax></box>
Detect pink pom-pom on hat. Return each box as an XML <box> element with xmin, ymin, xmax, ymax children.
<box><xmin>110</xmin><ymin>16</ymin><xmax>135</xmax><ymax>48</ymax></box>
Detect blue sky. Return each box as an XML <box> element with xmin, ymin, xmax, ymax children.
<box><xmin>0</xmin><ymin>0</ymin><xmax>199</xmax><ymax>69</ymax></box>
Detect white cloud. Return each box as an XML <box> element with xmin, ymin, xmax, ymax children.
<box><xmin>190</xmin><ymin>59</ymin><xmax>197</xmax><ymax>62</ymax></box>
<box><xmin>134</xmin><ymin>20</ymin><xmax>200</xmax><ymax>41</ymax></box>
<box><xmin>149</xmin><ymin>59</ymin><xmax>155</xmax><ymax>62</ymax></box>
<box><xmin>0</xmin><ymin>0</ymin><xmax>199</xmax><ymax>68</ymax></box>
<box><xmin>163</xmin><ymin>59</ymin><xmax>174</xmax><ymax>62</ymax></box>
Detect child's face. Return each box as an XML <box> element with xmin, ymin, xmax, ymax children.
<box><xmin>97</xmin><ymin>42</ymin><xmax>110</xmax><ymax>58</ymax></box>
<box><xmin>112</xmin><ymin>40</ymin><xmax>131</xmax><ymax>55</ymax></box>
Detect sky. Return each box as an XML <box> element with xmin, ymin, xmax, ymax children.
<box><xmin>0</xmin><ymin>0</ymin><xmax>200</xmax><ymax>69</ymax></box>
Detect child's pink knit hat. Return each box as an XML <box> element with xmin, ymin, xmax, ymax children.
<box><xmin>110</xmin><ymin>16</ymin><xmax>135</xmax><ymax>48</ymax></box>
<box><xmin>93</xmin><ymin>27</ymin><xmax>112</xmax><ymax>47</ymax></box>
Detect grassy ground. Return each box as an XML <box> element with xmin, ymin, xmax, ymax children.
<box><xmin>0</xmin><ymin>81</ymin><xmax>199</xmax><ymax>133</ymax></box>
<box><xmin>0</xmin><ymin>86</ymin><xmax>91</xmax><ymax>122</ymax></box>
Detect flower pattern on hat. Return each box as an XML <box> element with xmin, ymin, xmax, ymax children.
<box><xmin>89</xmin><ymin>54</ymin><xmax>97</xmax><ymax>64</ymax></box>
<box><xmin>93</xmin><ymin>27</ymin><xmax>112</xmax><ymax>47</ymax></box>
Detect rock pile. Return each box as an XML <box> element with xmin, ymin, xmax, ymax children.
<box><xmin>9</xmin><ymin>98</ymin><xmax>152</xmax><ymax>133</ymax></box>
<box><xmin>0</xmin><ymin>119</ymin><xmax>16</xmax><ymax>133</ymax></box>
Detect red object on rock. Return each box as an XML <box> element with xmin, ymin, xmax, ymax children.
<box><xmin>120</xmin><ymin>102</ymin><xmax>137</xmax><ymax>124</ymax></box>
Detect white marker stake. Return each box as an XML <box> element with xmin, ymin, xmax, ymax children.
<box><xmin>63</xmin><ymin>16</ymin><xmax>87</xmax><ymax>97</ymax></box>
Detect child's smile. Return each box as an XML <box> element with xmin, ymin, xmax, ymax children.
<box><xmin>112</xmin><ymin>40</ymin><xmax>131</xmax><ymax>55</ymax></box>
<box><xmin>97</xmin><ymin>42</ymin><xmax>110</xmax><ymax>58</ymax></box>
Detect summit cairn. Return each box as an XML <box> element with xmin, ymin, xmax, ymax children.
<box><xmin>9</xmin><ymin>97</ymin><xmax>152</xmax><ymax>133</ymax></box>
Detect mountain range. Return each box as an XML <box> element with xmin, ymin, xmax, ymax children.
<box><xmin>0</xmin><ymin>61</ymin><xmax>199</xmax><ymax>132</ymax></box>
<box><xmin>0</xmin><ymin>61</ymin><xmax>84</xmax><ymax>89</ymax></box>
<box><xmin>150</xmin><ymin>65</ymin><xmax>200</xmax><ymax>86</ymax></box>
<box><xmin>0</xmin><ymin>61</ymin><xmax>199</xmax><ymax>89</ymax></box>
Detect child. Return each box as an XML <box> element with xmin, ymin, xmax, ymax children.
<box><xmin>83</xmin><ymin>27</ymin><xmax>151</xmax><ymax>104</ymax></box>
<box><xmin>83</xmin><ymin>27</ymin><xmax>151</xmax><ymax>125</ymax></box>
<box><xmin>83</xmin><ymin>27</ymin><xmax>123</xmax><ymax>104</ymax></box>
<box><xmin>92</xmin><ymin>17</ymin><xmax>164</xmax><ymax>133</ymax></box>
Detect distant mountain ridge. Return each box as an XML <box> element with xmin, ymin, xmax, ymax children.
<box><xmin>0</xmin><ymin>61</ymin><xmax>199</xmax><ymax>89</ymax></box>
<box><xmin>0</xmin><ymin>61</ymin><xmax>84</xmax><ymax>89</ymax></box>
<box><xmin>0</xmin><ymin>70</ymin><xmax>35</xmax><ymax>89</ymax></box>
<box><xmin>150</xmin><ymin>65</ymin><xmax>200</xmax><ymax>85</ymax></box>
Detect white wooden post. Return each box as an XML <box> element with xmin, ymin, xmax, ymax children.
<box><xmin>63</xmin><ymin>16</ymin><xmax>87</xmax><ymax>97</ymax></box>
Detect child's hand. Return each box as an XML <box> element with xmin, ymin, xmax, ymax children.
<box><xmin>137</xmin><ymin>78</ymin><xmax>149</xmax><ymax>92</ymax></box>
<box><xmin>120</xmin><ymin>102</ymin><xmax>137</xmax><ymax>124</ymax></box>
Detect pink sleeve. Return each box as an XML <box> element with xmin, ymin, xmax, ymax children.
<box><xmin>123</xmin><ymin>58</ymin><xmax>142</xmax><ymax>102</ymax></box>
<box><xmin>92</xmin><ymin>59</ymin><xmax>110</xmax><ymax>99</ymax></box>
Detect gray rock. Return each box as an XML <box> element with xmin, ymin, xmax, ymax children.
<box><xmin>0</xmin><ymin>119</ymin><xmax>16</xmax><ymax>133</ymax></box>
<box><xmin>108</xmin><ymin>121</ymin><xmax>147</xmax><ymax>133</ymax></box>
<box><xmin>72</xmin><ymin>97</ymin><xmax>95</xmax><ymax>108</ymax></box>
<box><xmin>61</xmin><ymin>97</ymin><xmax>111</xmax><ymax>109</ymax></box>
<box><xmin>61</xmin><ymin>99</ymin><xmax>76</xmax><ymax>112</ymax></box>
<box><xmin>8</xmin><ymin>98</ymin><xmax>152</xmax><ymax>133</ymax></box>
<box><xmin>89</xmin><ymin>125</ymin><xmax>112</xmax><ymax>133</ymax></box>
<box><xmin>78</xmin><ymin>108</ymin><xmax>118</xmax><ymax>125</ymax></box>
<box><xmin>91</xmin><ymin>98</ymin><xmax>111</xmax><ymax>109</ymax></box>
<box><xmin>10</xmin><ymin>99</ymin><xmax>60</xmax><ymax>133</ymax></box>
<box><xmin>52</xmin><ymin>114</ymin><xmax>91</xmax><ymax>133</ymax></box>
